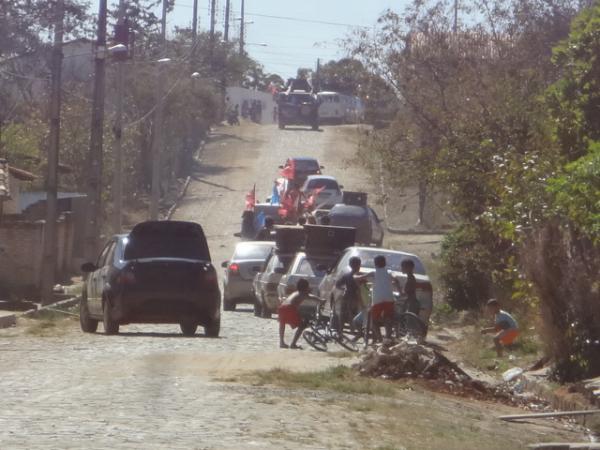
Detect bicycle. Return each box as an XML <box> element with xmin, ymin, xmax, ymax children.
<box><xmin>302</xmin><ymin>303</ymin><xmax>360</xmax><ymax>352</ymax></box>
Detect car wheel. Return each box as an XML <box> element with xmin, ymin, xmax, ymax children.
<box><xmin>261</xmin><ymin>294</ymin><xmax>272</xmax><ymax>319</ymax></box>
<box><xmin>102</xmin><ymin>299</ymin><xmax>119</xmax><ymax>335</ymax></box>
<box><xmin>180</xmin><ymin>321</ymin><xmax>198</xmax><ymax>336</ymax></box>
<box><xmin>204</xmin><ymin>318</ymin><xmax>220</xmax><ymax>338</ymax></box>
<box><xmin>311</xmin><ymin>122</ymin><xmax>319</xmax><ymax>131</ymax></box>
<box><xmin>223</xmin><ymin>300</ymin><xmax>236</xmax><ymax>312</ymax></box>
<box><xmin>253</xmin><ymin>300</ymin><xmax>262</xmax><ymax>317</ymax></box>
<box><xmin>79</xmin><ymin>292</ymin><xmax>98</xmax><ymax>333</ymax></box>
<box><xmin>278</xmin><ymin>121</ymin><xmax>285</xmax><ymax>129</ymax></box>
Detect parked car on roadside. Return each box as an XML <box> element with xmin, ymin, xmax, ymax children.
<box><xmin>222</xmin><ymin>241</ymin><xmax>276</xmax><ymax>311</ymax></box>
<box><xmin>79</xmin><ymin>221</ymin><xmax>221</xmax><ymax>337</ymax></box>
<box><xmin>252</xmin><ymin>249</ymin><xmax>296</xmax><ymax>318</ymax></box>
<box><xmin>301</xmin><ymin>175</ymin><xmax>344</xmax><ymax>208</ymax></box>
<box><xmin>276</xmin><ymin>251</ymin><xmax>336</xmax><ymax>302</ymax></box>
<box><xmin>318</xmin><ymin>247</ymin><xmax>432</xmax><ymax>319</ymax></box>
<box><xmin>277</xmin><ymin>225</ymin><xmax>355</xmax><ymax>303</ymax></box>
<box><xmin>327</xmin><ymin>204</ymin><xmax>384</xmax><ymax>246</ymax></box>
<box><xmin>251</xmin><ymin>225</ymin><xmax>306</xmax><ymax>318</ymax></box>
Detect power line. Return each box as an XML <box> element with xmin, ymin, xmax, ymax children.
<box><xmin>173</xmin><ymin>1</ymin><xmax>368</xmax><ymax>28</ymax></box>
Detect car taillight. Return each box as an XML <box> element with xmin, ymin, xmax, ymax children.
<box><xmin>116</xmin><ymin>272</ymin><xmax>136</xmax><ymax>285</ymax></box>
<box><xmin>229</xmin><ymin>263</ymin><xmax>239</xmax><ymax>274</ymax></box>
<box><xmin>204</xmin><ymin>266</ymin><xmax>218</xmax><ymax>285</ymax></box>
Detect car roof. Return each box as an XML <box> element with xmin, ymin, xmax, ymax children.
<box><xmin>289</xmin><ymin>157</ymin><xmax>319</xmax><ymax>162</ymax></box>
<box><xmin>330</xmin><ymin>204</ymin><xmax>368</xmax><ymax>216</ymax></box>
<box><xmin>347</xmin><ymin>246</ymin><xmax>419</xmax><ymax>259</ymax></box>
<box><xmin>305</xmin><ymin>175</ymin><xmax>337</xmax><ymax>181</ymax></box>
<box><xmin>235</xmin><ymin>241</ymin><xmax>275</xmax><ymax>248</ymax></box>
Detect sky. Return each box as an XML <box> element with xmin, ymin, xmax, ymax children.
<box><xmin>93</xmin><ymin>0</ymin><xmax>409</xmax><ymax>79</ymax></box>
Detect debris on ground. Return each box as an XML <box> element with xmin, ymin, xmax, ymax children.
<box><xmin>354</xmin><ymin>340</ymin><xmax>551</xmax><ymax>407</ymax></box>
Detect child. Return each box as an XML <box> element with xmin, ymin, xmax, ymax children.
<box><xmin>368</xmin><ymin>255</ymin><xmax>400</xmax><ymax>341</ymax></box>
<box><xmin>401</xmin><ymin>259</ymin><xmax>432</xmax><ymax>335</ymax></box>
<box><xmin>481</xmin><ymin>298</ymin><xmax>519</xmax><ymax>356</ymax></box>
<box><xmin>278</xmin><ymin>279</ymin><xmax>321</xmax><ymax>349</ymax></box>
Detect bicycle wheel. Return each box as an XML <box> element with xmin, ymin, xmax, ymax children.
<box><xmin>303</xmin><ymin>330</ymin><xmax>328</xmax><ymax>352</ymax></box>
<box><xmin>335</xmin><ymin>332</ymin><xmax>360</xmax><ymax>352</ymax></box>
<box><xmin>397</xmin><ymin>312</ymin><xmax>427</xmax><ymax>341</ymax></box>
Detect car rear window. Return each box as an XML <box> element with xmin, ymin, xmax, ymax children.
<box><xmin>306</xmin><ymin>178</ymin><xmax>339</xmax><ymax>190</ymax></box>
<box><xmin>295</xmin><ymin>257</ymin><xmax>328</xmax><ymax>277</ymax></box>
<box><xmin>356</xmin><ymin>251</ymin><xmax>426</xmax><ymax>275</ymax></box>
<box><xmin>124</xmin><ymin>222</ymin><xmax>210</xmax><ymax>261</ymax></box>
<box><xmin>294</xmin><ymin>159</ymin><xmax>319</xmax><ymax>171</ymax></box>
<box><xmin>233</xmin><ymin>244</ymin><xmax>273</xmax><ymax>260</ymax></box>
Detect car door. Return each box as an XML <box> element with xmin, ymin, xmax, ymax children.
<box><xmin>89</xmin><ymin>241</ymin><xmax>113</xmax><ymax>315</ymax></box>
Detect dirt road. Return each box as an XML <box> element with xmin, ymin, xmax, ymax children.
<box><xmin>0</xmin><ymin>123</ymin><xmax>585</xmax><ymax>449</ymax></box>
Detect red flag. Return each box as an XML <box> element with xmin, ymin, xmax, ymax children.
<box><xmin>279</xmin><ymin>159</ymin><xmax>296</xmax><ymax>180</ymax></box>
<box><xmin>278</xmin><ymin>187</ymin><xmax>300</xmax><ymax>218</ymax></box>
<box><xmin>303</xmin><ymin>186</ymin><xmax>325</xmax><ymax>211</ymax></box>
<box><xmin>245</xmin><ymin>184</ymin><xmax>256</xmax><ymax>211</ymax></box>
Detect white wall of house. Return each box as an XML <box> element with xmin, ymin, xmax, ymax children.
<box><xmin>2</xmin><ymin>175</ymin><xmax>21</xmax><ymax>215</ymax></box>
<box><xmin>225</xmin><ymin>87</ymin><xmax>277</xmax><ymax>125</ymax></box>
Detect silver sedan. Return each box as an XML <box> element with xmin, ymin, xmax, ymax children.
<box><xmin>221</xmin><ymin>241</ymin><xmax>275</xmax><ymax>311</ymax></box>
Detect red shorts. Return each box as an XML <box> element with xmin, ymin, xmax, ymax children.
<box><xmin>278</xmin><ymin>304</ymin><xmax>302</xmax><ymax>328</ymax></box>
<box><xmin>496</xmin><ymin>328</ymin><xmax>519</xmax><ymax>346</ymax></box>
<box><xmin>371</xmin><ymin>301</ymin><xmax>395</xmax><ymax>322</ymax></box>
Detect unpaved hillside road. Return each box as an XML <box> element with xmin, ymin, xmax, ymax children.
<box><xmin>0</xmin><ymin>124</ymin><xmax>584</xmax><ymax>449</ymax></box>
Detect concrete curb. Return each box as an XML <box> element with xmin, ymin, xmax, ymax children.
<box><xmin>0</xmin><ymin>314</ymin><xmax>16</xmax><ymax>328</ymax></box>
<box><xmin>0</xmin><ymin>297</ymin><xmax>81</xmax><ymax>328</ymax></box>
<box><xmin>165</xmin><ymin>139</ymin><xmax>206</xmax><ymax>221</ymax></box>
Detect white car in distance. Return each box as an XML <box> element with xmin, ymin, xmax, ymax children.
<box><xmin>301</xmin><ymin>175</ymin><xmax>344</xmax><ymax>208</ymax></box>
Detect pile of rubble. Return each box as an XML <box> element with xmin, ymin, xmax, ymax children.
<box><xmin>356</xmin><ymin>340</ymin><xmax>471</xmax><ymax>383</ymax></box>
<box><xmin>355</xmin><ymin>340</ymin><xmax>548</xmax><ymax>406</ymax></box>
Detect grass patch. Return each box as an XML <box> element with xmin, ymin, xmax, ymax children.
<box><xmin>452</xmin><ymin>322</ymin><xmax>542</xmax><ymax>373</ymax></box>
<box><xmin>23</xmin><ymin>307</ymin><xmax>78</xmax><ymax>336</ymax></box>
<box><xmin>327</xmin><ymin>351</ymin><xmax>356</xmax><ymax>359</ymax></box>
<box><xmin>249</xmin><ymin>365</ymin><xmax>403</xmax><ymax>396</ymax></box>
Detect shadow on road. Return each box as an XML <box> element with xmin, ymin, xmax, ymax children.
<box><xmin>281</xmin><ymin>127</ymin><xmax>324</xmax><ymax>133</ymax></box>
<box><xmin>114</xmin><ymin>331</ymin><xmax>223</xmax><ymax>339</ymax></box>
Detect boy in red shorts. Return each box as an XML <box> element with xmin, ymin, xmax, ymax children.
<box><xmin>481</xmin><ymin>299</ymin><xmax>519</xmax><ymax>356</ymax></box>
<box><xmin>278</xmin><ymin>279</ymin><xmax>322</xmax><ymax>349</ymax></box>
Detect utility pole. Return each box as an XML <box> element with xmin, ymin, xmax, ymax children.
<box><xmin>150</xmin><ymin>0</ymin><xmax>168</xmax><ymax>220</ymax></box>
<box><xmin>191</xmin><ymin>0</ymin><xmax>198</xmax><ymax>65</ymax></box>
<box><xmin>239</xmin><ymin>0</ymin><xmax>245</xmax><ymax>55</ymax></box>
<box><xmin>453</xmin><ymin>0</ymin><xmax>458</xmax><ymax>33</ymax></box>
<box><xmin>85</xmin><ymin>0</ymin><xmax>108</xmax><ymax>261</ymax></box>
<box><xmin>112</xmin><ymin>0</ymin><xmax>127</xmax><ymax>234</ymax></box>
<box><xmin>41</xmin><ymin>0</ymin><xmax>64</xmax><ymax>304</ymax></box>
<box><xmin>209</xmin><ymin>0</ymin><xmax>216</xmax><ymax>69</ymax></box>
<box><xmin>224</xmin><ymin>0</ymin><xmax>231</xmax><ymax>41</ymax></box>
<box><xmin>209</xmin><ymin>0</ymin><xmax>216</xmax><ymax>40</ymax></box>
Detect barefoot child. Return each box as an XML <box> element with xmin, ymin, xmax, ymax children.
<box><xmin>481</xmin><ymin>299</ymin><xmax>519</xmax><ymax>357</ymax></box>
<box><xmin>278</xmin><ymin>279</ymin><xmax>322</xmax><ymax>349</ymax></box>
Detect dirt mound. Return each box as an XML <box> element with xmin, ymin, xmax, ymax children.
<box><xmin>355</xmin><ymin>340</ymin><xmax>549</xmax><ymax>406</ymax></box>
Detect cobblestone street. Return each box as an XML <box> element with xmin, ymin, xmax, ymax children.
<box><xmin>0</xmin><ymin>124</ymin><xmax>586</xmax><ymax>449</ymax></box>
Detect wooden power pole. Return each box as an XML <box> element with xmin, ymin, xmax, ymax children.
<box><xmin>150</xmin><ymin>0</ymin><xmax>168</xmax><ymax>220</ymax></box>
<box><xmin>224</xmin><ymin>0</ymin><xmax>231</xmax><ymax>41</ymax></box>
<box><xmin>240</xmin><ymin>0</ymin><xmax>245</xmax><ymax>55</ymax></box>
<box><xmin>41</xmin><ymin>0</ymin><xmax>64</xmax><ymax>304</ymax></box>
<box><xmin>85</xmin><ymin>0</ymin><xmax>108</xmax><ymax>261</ymax></box>
<box><xmin>191</xmin><ymin>0</ymin><xmax>198</xmax><ymax>65</ymax></box>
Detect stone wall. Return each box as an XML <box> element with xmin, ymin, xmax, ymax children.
<box><xmin>0</xmin><ymin>215</ymin><xmax>74</xmax><ymax>292</ymax></box>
